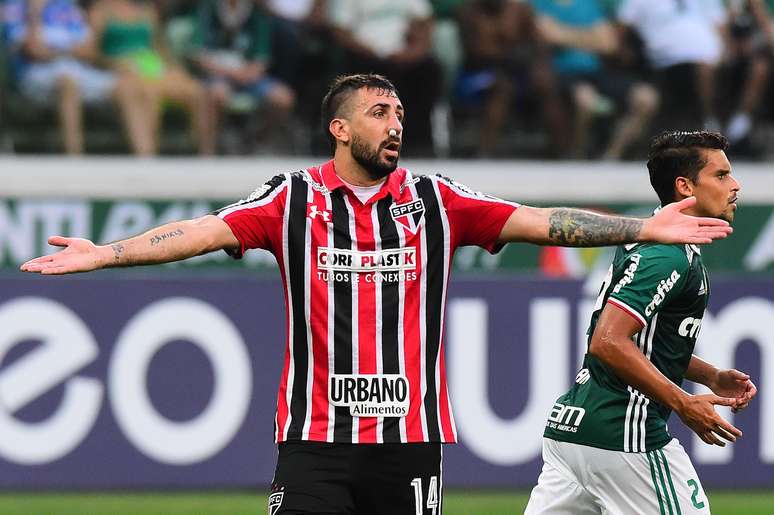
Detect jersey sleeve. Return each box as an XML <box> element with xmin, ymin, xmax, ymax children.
<box><xmin>607</xmin><ymin>246</ymin><xmax>689</xmax><ymax>327</ymax></box>
<box><xmin>213</xmin><ymin>174</ymin><xmax>288</xmax><ymax>258</ymax></box>
<box><xmin>435</xmin><ymin>175</ymin><xmax>519</xmax><ymax>253</ymax></box>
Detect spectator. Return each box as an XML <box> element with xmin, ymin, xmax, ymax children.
<box><xmin>89</xmin><ymin>0</ymin><xmax>212</xmax><ymax>154</ymax></box>
<box><xmin>329</xmin><ymin>0</ymin><xmax>442</xmax><ymax>156</ymax></box>
<box><xmin>457</xmin><ymin>0</ymin><xmax>569</xmax><ymax>157</ymax></box>
<box><xmin>190</xmin><ymin>0</ymin><xmax>295</xmax><ymax>154</ymax></box>
<box><xmin>2</xmin><ymin>0</ymin><xmax>150</xmax><ymax>154</ymax></box>
<box><xmin>264</xmin><ymin>0</ymin><xmax>332</xmax><ymax>147</ymax></box>
<box><xmin>720</xmin><ymin>0</ymin><xmax>772</xmax><ymax>147</ymax></box>
<box><xmin>532</xmin><ymin>0</ymin><xmax>660</xmax><ymax>159</ymax></box>
<box><xmin>264</xmin><ymin>0</ymin><xmax>330</xmax><ymax>88</ymax></box>
<box><xmin>617</xmin><ymin>0</ymin><xmax>727</xmax><ymax>131</ymax></box>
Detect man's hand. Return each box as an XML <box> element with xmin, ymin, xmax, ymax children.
<box><xmin>20</xmin><ymin>236</ymin><xmax>112</xmax><ymax>274</ymax></box>
<box><xmin>707</xmin><ymin>369</ymin><xmax>757</xmax><ymax>413</ymax></box>
<box><xmin>676</xmin><ymin>394</ymin><xmax>743</xmax><ymax>446</ymax></box>
<box><xmin>642</xmin><ymin>197</ymin><xmax>732</xmax><ymax>244</ymax></box>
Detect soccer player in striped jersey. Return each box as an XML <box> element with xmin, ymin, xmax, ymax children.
<box><xmin>526</xmin><ymin>131</ymin><xmax>757</xmax><ymax>515</ymax></box>
<box><xmin>22</xmin><ymin>76</ymin><xmax>734</xmax><ymax>514</ymax></box>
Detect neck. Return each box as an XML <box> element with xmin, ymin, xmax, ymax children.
<box><xmin>333</xmin><ymin>148</ymin><xmax>388</xmax><ymax>187</ymax></box>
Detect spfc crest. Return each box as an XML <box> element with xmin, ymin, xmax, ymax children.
<box><xmin>390</xmin><ymin>199</ymin><xmax>425</xmax><ymax>233</ymax></box>
<box><xmin>268</xmin><ymin>490</ymin><xmax>284</xmax><ymax>515</ymax></box>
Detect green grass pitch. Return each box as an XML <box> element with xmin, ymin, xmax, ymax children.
<box><xmin>0</xmin><ymin>490</ymin><xmax>771</xmax><ymax>514</ymax></box>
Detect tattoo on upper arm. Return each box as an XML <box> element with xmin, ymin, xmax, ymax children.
<box><xmin>548</xmin><ymin>209</ymin><xmax>642</xmax><ymax>247</ymax></box>
<box><xmin>149</xmin><ymin>228</ymin><xmax>185</xmax><ymax>246</ymax></box>
<box><xmin>111</xmin><ymin>243</ymin><xmax>124</xmax><ymax>262</ymax></box>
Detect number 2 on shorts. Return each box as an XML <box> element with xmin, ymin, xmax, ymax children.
<box><xmin>410</xmin><ymin>476</ymin><xmax>439</xmax><ymax>515</ymax></box>
<box><xmin>687</xmin><ymin>478</ymin><xmax>706</xmax><ymax>509</ymax></box>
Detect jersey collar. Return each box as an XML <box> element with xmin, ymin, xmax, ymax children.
<box><xmin>319</xmin><ymin>159</ymin><xmax>405</xmax><ymax>204</ymax></box>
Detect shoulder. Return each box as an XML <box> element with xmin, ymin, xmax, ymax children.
<box><xmin>620</xmin><ymin>243</ymin><xmax>690</xmax><ymax>276</ymax></box>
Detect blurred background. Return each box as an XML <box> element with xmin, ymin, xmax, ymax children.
<box><xmin>0</xmin><ymin>0</ymin><xmax>772</xmax><ymax>514</ymax></box>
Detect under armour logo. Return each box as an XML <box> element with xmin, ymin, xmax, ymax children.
<box><xmin>307</xmin><ymin>204</ymin><xmax>331</xmax><ymax>222</ymax></box>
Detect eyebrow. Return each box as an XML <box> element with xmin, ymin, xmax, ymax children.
<box><xmin>368</xmin><ymin>103</ymin><xmax>404</xmax><ymax>112</ymax></box>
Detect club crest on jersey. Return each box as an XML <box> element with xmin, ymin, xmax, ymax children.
<box><xmin>307</xmin><ymin>203</ymin><xmax>331</xmax><ymax>222</ymax></box>
<box><xmin>390</xmin><ymin>199</ymin><xmax>425</xmax><ymax>233</ymax></box>
<box><xmin>268</xmin><ymin>491</ymin><xmax>284</xmax><ymax>515</ymax></box>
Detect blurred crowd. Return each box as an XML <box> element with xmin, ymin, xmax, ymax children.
<box><xmin>1</xmin><ymin>0</ymin><xmax>774</xmax><ymax>159</ymax></box>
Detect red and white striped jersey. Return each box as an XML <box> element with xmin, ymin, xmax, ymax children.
<box><xmin>216</xmin><ymin>160</ymin><xmax>518</xmax><ymax>444</ymax></box>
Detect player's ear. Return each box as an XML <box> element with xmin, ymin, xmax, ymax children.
<box><xmin>329</xmin><ymin>118</ymin><xmax>350</xmax><ymax>145</ymax></box>
<box><xmin>675</xmin><ymin>176</ymin><xmax>693</xmax><ymax>198</ymax></box>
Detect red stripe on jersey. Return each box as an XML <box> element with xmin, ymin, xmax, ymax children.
<box><xmin>402</xmin><ymin>225</ymin><xmax>425</xmax><ymax>441</ymax></box>
<box><xmin>352</xmin><ymin>201</ymin><xmax>378</xmax><ymax>443</ymax></box>
<box><xmin>307</xmin><ymin>185</ymin><xmax>332</xmax><ymax>440</ymax></box>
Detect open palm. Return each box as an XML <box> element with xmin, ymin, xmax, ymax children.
<box><xmin>20</xmin><ymin>236</ymin><xmax>104</xmax><ymax>275</ymax></box>
<box><xmin>650</xmin><ymin>197</ymin><xmax>733</xmax><ymax>244</ymax></box>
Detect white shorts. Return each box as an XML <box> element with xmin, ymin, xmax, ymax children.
<box><xmin>19</xmin><ymin>58</ymin><xmax>116</xmax><ymax>104</ymax></box>
<box><xmin>525</xmin><ymin>438</ymin><xmax>711</xmax><ymax>515</ymax></box>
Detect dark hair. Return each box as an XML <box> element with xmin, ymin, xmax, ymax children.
<box><xmin>320</xmin><ymin>74</ymin><xmax>399</xmax><ymax>154</ymax></box>
<box><xmin>646</xmin><ymin>131</ymin><xmax>729</xmax><ymax>205</ymax></box>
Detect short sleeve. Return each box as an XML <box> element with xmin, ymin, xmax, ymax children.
<box><xmin>214</xmin><ymin>174</ymin><xmax>288</xmax><ymax>258</ymax></box>
<box><xmin>435</xmin><ymin>175</ymin><xmax>519</xmax><ymax>254</ymax></box>
<box><xmin>607</xmin><ymin>246</ymin><xmax>689</xmax><ymax>327</ymax></box>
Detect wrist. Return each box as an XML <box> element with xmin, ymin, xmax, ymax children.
<box><xmin>667</xmin><ymin>388</ymin><xmax>690</xmax><ymax>414</ymax></box>
<box><xmin>635</xmin><ymin>217</ymin><xmax>650</xmax><ymax>242</ymax></box>
<box><xmin>98</xmin><ymin>244</ymin><xmax>119</xmax><ymax>268</ymax></box>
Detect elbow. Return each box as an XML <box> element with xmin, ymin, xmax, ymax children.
<box><xmin>589</xmin><ymin>331</ymin><xmax>616</xmax><ymax>364</ymax></box>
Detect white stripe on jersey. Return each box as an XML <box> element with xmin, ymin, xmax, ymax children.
<box><xmin>434</xmin><ymin>175</ymin><xmax>520</xmax><ymax>208</ymax></box>
<box><xmin>301</xmin><ymin>182</ymin><xmax>315</xmax><ymax>439</ymax></box>
<box><xmin>280</xmin><ymin>176</ymin><xmax>295</xmax><ymax>442</ymax></box>
<box><xmin>431</xmin><ymin>178</ymin><xmax>452</xmax><ymax>441</ymax></box>
<box><xmin>217</xmin><ymin>174</ymin><xmax>288</xmax><ymax>218</ymax></box>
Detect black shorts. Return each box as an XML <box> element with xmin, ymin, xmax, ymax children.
<box><xmin>269</xmin><ymin>441</ymin><xmax>443</xmax><ymax>515</ymax></box>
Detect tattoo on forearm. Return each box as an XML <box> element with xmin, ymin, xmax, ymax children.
<box><xmin>149</xmin><ymin>228</ymin><xmax>185</xmax><ymax>247</ymax></box>
<box><xmin>548</xmin><ymin>209</ymin><xmax>642</xmax><ymax>247</ymax></box>
<box><xmin>111</xmin><ymin>243</ymin><xmax>125</xmax><ymax>262</ymax></box>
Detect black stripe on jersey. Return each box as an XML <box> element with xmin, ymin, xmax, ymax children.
<box><xmin>212</xmin><ymin>174</ymin><xmax>287</xmax><ymax>214</ymax></box>
<box><xmin>377</xmin><ymin>196</ymin><xmax>402</xmax><ymax>443</ymax></box>
<box><xmin>286</xmin><ymin>174</ymin><xmax>310</xmax><ymax>439</ymax></box>
<box><xmin>416</xmin><ymin>177</ymin><xmax>443</xmax><ymax>442</ymax></box>
<box><xmin>331</xmin><ymin>190</ymin><xmax>354</xmax><ymax>442</ymax></box>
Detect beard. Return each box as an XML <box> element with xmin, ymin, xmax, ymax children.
<box><xmin>350</xmin><ymin>134</ymin><xmax>399</xmax><ymax>181</ymax></box>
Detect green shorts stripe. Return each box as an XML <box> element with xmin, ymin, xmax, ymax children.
<box><xmin>658</xmin><ymin>448</ymin><xmax>683</xmax><ymax>515</ymax></box>
<box><xmin>652</xmin><ymin>450</ymin><xmax>675</xmax><ymax>515</ymax></box>
<box><xmin>647</xmin><ymin>451</ymin><xmax>667</xmax><ymax>515</ymax></box>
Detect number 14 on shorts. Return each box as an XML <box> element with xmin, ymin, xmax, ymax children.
<box><xmin>410</xmin><ymin>476</ymin><xmax>439</xmax><ymax>515</ymax></box>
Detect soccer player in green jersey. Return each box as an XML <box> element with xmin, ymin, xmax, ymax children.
<box><xmin>526</xmin><ymin>131</ymin><xmax>757</xmax><ymax>515</ymax></box>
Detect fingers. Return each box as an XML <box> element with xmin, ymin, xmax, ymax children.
<box><xmin>48</xmin><ymin>235</ymin><xmax>71</xmax><ymax>247</ymax></box>
<box><xmin>695</xmin><ymin>216</ymin><xmax>731</xmax><ymax>228</ymax></box>
<box><xmin>710</xmin><ymin>395</ymin><xmax>738</xmax><ymax>407</ymax></box>
<box><xmin>728</xmin><ymin>369</ymin><xmax>750</xmax><ymax>381</ymax></box>
<box><xmin>673</xmin><ymin>196</ymin><xmax>697</xmax><ymax>211</ymax></box>
<box><xmin>715</xmin><ymin>415</ymin><xmax>742</xmax><ymax>439</ymax></box>
<box><xmin>20</xmin><ymin>255</ymin><xmax>55</xmax><ymax>271</ymax></box>
<box><xmin>699</xmin><ymin>430</ymin><xmax>725</xmax><ymax>446</ymax></box>
<box><xmin>713</xmin><ymin>423</ymin><xmax>739</xmax><ymax>443</ymax></box>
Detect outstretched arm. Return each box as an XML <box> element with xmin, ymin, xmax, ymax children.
<box><xmin>686</xmin><ymin>355</ymin><xmax>757</xmax><ymax>413</ymax></box>
<box><xmin>497</xmin><ymin>197</ymin><xmax>732</xmax><ymax>246</ymax></box>
<box><xmin>20</xmin><ymin>215</ymin><xmax>239</xmax><ymax>274</ymax></box>
<box><xmin>589</xmin><ymin>304</ymin><xmax>742</xmax><ymax>446</ymax></box>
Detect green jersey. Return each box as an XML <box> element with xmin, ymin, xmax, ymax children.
<box><xmin>544</xmin><ymin>242</ymin><xmax>709</xmax><ymax>452</ymax></box>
